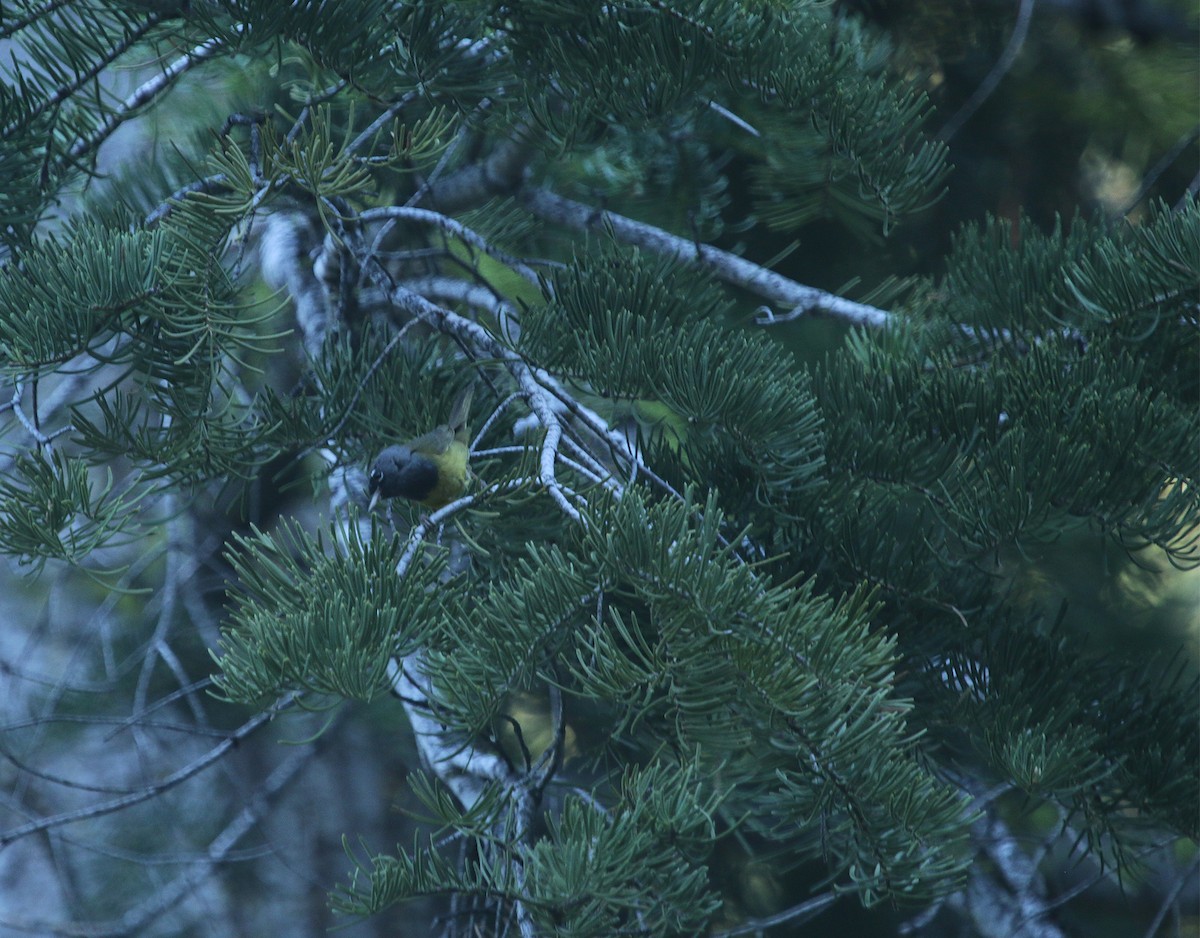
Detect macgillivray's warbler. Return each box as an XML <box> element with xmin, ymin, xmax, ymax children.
<box><xmin>367</xmin><ymin>385</ymin><xmax>473</xmax><ymax>511</ymax></box>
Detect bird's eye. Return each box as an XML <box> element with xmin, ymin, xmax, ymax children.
<box><xmin>369</xmin><ymin>468</ymin><xmax>383</xmax><ymax>486</ymax></box>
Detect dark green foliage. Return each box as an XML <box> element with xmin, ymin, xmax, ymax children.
<box><xmin>504</xmin><ymin>0</ymin><xmax>947</xmax><ymax>232</ymax></box>
<box><xmin>933</xmin><ymin>619</ymin><xmax>1200</xmax><ymax>849</ymax></box>
<box><xmin>0</xmin><ymin>222</ymin><xmax>168</xmax><ymax>371</ymax></box>
<box><xmin>0</xmin><ymin>1</ymin><xmax>169</xmax><ymax>247</ymax></box>
<box><xmin>519</xmin><ymin>765</ymin><xmax>723</xmax><ymax>935</ymax></box>
<box><xmin>215</xmin><ymin>516</ymin><xmax>446</xmax><ymax>702</ymax></box>
<box><xmin>388</xmin><ymin>2</ymin><xmax>512</xmax><ymax>109</ymax></box>
<box><xmin>422</xmin><ymin>490</ymin><xmax>974</xmax><ymax>905</ymax></box>
<box><xmin>521</xmin><ymin>243</ymin><xmax>826</xmax><ymax>524</ymax></box>
<box><xmin>0</xmin><ymin>449</ymin><xmax>149</xmax><ymax>571</ymax></box>
<box><xmin>252</xmin><ymin>330</ymin><xmax>467</xmax><ymax>464</ymax></box>
<box><xmin>804</xmin><ymin>199</ymin><xmax>1200</xmax><ymax>879</ymax></box>
<box><xmin>511</xmin><ymin>1</ymin><xmax>720</xmax><ymax>139</ymax></box>
<box><xmin>815</xmin><ymin>204</ymin><xmax>1200</xmax><ymax>581</ymax></box>
<box><xmin>743</xmin><ymin>13</ymin><xmax>949</xmax><ymax>236</ymax></box>
<box><xmin>334</xmin><ymin>762</ymin><xmax>724</xmax><ymax>934</ymax></box>
<box><xmin>181</xmin><ymin>0</ymin><xmax>407</xmax><ymax>96</ymax></box>
<box><xmin>942</xmin><ymin>202</ymin><xmax>1200</xmax><ymax>376</ymax></box>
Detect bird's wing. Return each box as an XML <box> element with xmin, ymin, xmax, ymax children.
<box><xmin>407</xmin><ymin>424</ymin><xmax>455</xmax><ymax>456</ymax></box>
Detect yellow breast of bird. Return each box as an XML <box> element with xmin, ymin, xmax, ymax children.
<box><xmin>419</xmin><ymin>440</ymin><xmax>470</xmax><ymax>509</ymax></box>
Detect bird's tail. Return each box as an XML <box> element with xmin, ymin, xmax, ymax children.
<box><xmin>448</xmin><ymin>383</ymin><xmax>474</xmax><ymax>441</ymax></box>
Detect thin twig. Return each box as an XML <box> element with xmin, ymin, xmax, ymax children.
<box><xmin>0</xmin><ymin>699</ymin><xmax>292</xmax><ymax>847</ymax></box>
<box><xmin>1119</xmin><ymin>124</ymin><xmax>1200</xmax><ymax>218</ymax></box>
<box><xmin>937</xmin><ymin>0</ymin><xmax>1036</xmax><ymax>142</ymax></box>
<box><xmin>708</xmin><ymin>892</ymin><xmax>838</xmax><ymax>936</ymax></box>
<box><xmin>358</xmin><ymin>206</ymin><xmax>542</xmax><ymax>286</ymax></box>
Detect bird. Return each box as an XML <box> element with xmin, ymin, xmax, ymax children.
<box><xmin>367</xmin><ymin>385</ymin><xmax>473</xmax><ymax>512</ymax></box>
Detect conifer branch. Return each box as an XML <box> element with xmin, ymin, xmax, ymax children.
<box><xmin>66</xmin><ymin>32</ymin><xmax>228</xmax><ymax>164</ymax></box>
<box><xmin>5</xmin><ymin>379</ymin><xmax>72</xmax><ymax>448</ymax></box>
<box><xmin>360</xmin><ymin>266</ymin><xmax>601</xmax><ymax>521</ymax></box>
<box><xmin>387</xmin><ymin>653</ymin><xmax>543</xmax><ymax>938</ymax></box>
<box><xmin>357</xmin><ymin>206</ymin><xmax>542</xmax><ymax>286</ymax></box>
<box><xmin>519</xmin><ymin>186</ymin><xmax>894</xmax><ymax>328</ymax></box>
<box><xmin>419</xmin><ymin>132</ymin><xmax>534</xmax><ymax>213</ymax></box>
<box><xmin>956</xmin><ymin>811</ymin><xmax>1067</xmax><ymax>938</ymax></box>
<box><xmin>0</xmin><ymin>12</ymin><xmax>165</xmax><ymax>139</ymax></box>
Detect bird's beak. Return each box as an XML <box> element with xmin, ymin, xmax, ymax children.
<box><xmin>368</xmin><ymin>490</ymin><xmax>381</xmax><ymax>512</ymax></box>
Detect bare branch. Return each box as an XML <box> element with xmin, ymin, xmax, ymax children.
<box><xmin>0</xmin><ymin>702</ymin><xmax>289</xmax><ymax>848</ymax></box>
<box><xmin>519</xmin><ymin>187</ymin><xmax>894</xmax><ymax>328</ymax></box>
<box><xmin>358</xmin><ymin>206</ymin><xmax>543</xmax><ymax>286</ymax></box>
